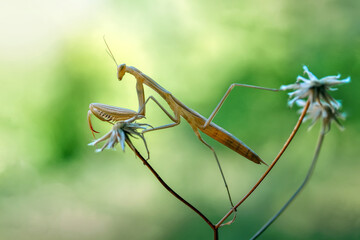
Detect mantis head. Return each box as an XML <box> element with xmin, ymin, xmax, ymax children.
<box><xmin>117</xmin><ymin>63</ymin><xmax>126</xmax><ymax>81</ymax></box>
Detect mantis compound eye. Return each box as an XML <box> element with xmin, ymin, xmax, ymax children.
<box><xmin>117</xmin><ymin>63</ymin><xmax>126</xmax><ymax>80</ymax></box>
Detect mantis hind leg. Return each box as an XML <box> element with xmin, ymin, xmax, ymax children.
<box><xmin>204</xmin><ymin>83</ymin><xmax>279</xmax><ymax>128</ymax></box>
<box><xmin>192</xmin><ymin>127</ymin><xmax>236</xmax><ymax>214</ymax></box>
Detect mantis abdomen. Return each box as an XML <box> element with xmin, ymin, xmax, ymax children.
<box><xmin>193</xmin><ymin>115</ymin><xmax>264</xmax><ymax>165</ymax></box>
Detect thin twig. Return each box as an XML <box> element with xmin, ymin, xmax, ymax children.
<box><xmin>250</xmin><ymin>130</ymin><xmax>325</xmax><ymax>239</ymax></box>
<box><xmin>129</xmin><ymin>143</ymin><xmax>216</xmax><ymax>231</ymax></box>
<box><xmin>214</xmin><ymin>228</ymin><xmax>219</xmax><ymax>240</ymax></box>
<box><xmin>216</xmin><ymin>99</ymin><xmax>311</xmax><ymax>228</ymax></box>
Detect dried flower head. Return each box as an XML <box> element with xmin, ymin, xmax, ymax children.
<box><xmin>281</xmin><ymin>66</ymin><xmax>350</xmax><ymax>110</ymax></box>
<box><xmin>88</xmin><ymin>121</ymin><xmax>152</xmax><ymax>159</ymax></box>
<box><xmin>296</xmin><ymin>100</ymin><xmax>345</xmax><ymax>134</ymax></box>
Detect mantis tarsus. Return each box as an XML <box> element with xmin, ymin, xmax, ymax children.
<box><xmin>88</xmin><ymin>42</ymin><xmax>278</xmax><ymax>214</ymax></box>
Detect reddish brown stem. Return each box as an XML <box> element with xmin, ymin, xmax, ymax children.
<box><xmin>130</xmin><ymin>146</ymin><xmax>216</xmax><ymax>231</ymax></box>
<box><xmin>214</xmin><ymin>228</ymin><xmax>219</xmax><ymax>240</ymax></box>
<box><xmin>250</xmin><ymin>130</ymin><xmax>325</xmax><ymax>239</ymax></box>
<box><xmin>216</xmin><ymin>99</ymin><xmax>310</xmax><ymax>228</ymax></box>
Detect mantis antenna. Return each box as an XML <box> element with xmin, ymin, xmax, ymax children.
<box><xmin>103</xmin><ymin>35</ymin><xmax>118</xmax><ymax>66</ymax></box>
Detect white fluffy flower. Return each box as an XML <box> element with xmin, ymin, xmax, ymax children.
<box><xmin>281</xmin><ymin>66</ymin><xmax>350</xmax><ymax>110</ymax></box>
<box><xmin>296</xmin><ymin>100</ymin><xmax>345</xmax><ymax>134</ymax></box>
<box><xmin>89</xmin><ymin>121</ymin><xmax>152</xmax><ymax>159</ymax></box>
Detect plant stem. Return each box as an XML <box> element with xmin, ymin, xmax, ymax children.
<box><xmin>216</xmin><ymin>99</ymin><xmax>311</xmax><ymax>228</ymax></box>
<box><xmin>250</xmin><ymin>130</ymin><xmax>325</xmax><ymax>239</ymax></box>
<box><xmin>214</xmin><ymin>228</ymin><xmax>219</xmax><ymax>240</ymax></box>
<box><xmin>130</xmin><ymin>146</ymin><xmax>216</xmax><ymax>231</ymax></box>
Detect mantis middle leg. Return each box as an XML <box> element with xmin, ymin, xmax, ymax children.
<box><xmin>137</xmin><ymin>96</ymin><xmax>181</xmax><ymax>134</ymax></box>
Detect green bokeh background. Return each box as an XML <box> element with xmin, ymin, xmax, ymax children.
<box><xmin>0</xmin><ymin>0</ymin><xmax>359</xmax><ymax>239</ymax></box>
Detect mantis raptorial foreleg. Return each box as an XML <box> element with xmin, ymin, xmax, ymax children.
<box><xmin>204</xmin><ymin>83</ymin><xmax>279</xmax><ymax>128</ymax></box>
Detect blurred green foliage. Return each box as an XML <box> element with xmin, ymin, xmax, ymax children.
<box><xmin>0</xmin><ymin>0</ymin><xmax>359</xmax><ymax>239</ymax></box>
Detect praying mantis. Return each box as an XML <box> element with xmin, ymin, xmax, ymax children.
<box><xmin>87</xmin><ymin>41</ymin><xmax>279</xmax><ymax>212</ymax></box>
<box><xmin>88</xmin><ymin>46</ymin><xmax>278</xmax><ymax>166</ymax></box>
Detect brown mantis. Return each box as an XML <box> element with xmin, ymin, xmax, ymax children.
<box><xmin>88</xmin><ymin>41</ymin><xmax>278</xmax><ymax>213</ymax></box>
<box><xmin>88</xmin><ymin>59</ymin><xmax>277</xmax><ymax>165</ymax></box>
